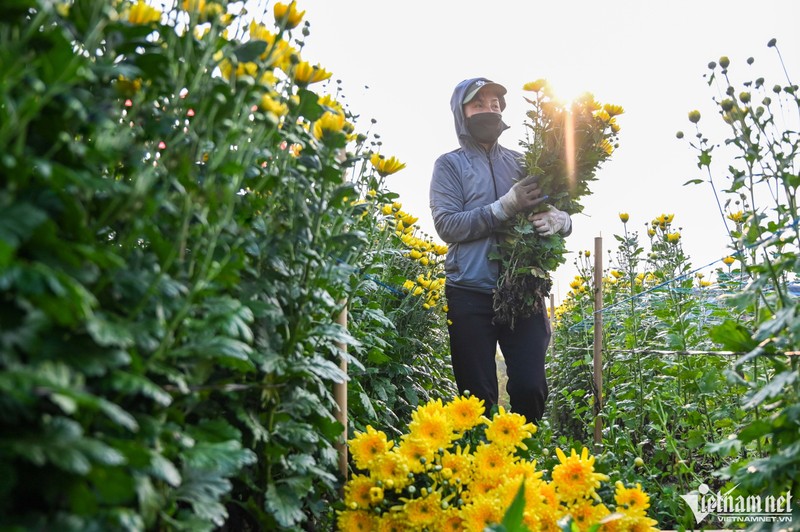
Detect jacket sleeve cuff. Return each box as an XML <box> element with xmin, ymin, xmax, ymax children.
<box><xmin>491</xmin><ymin>200</ymin><xmax>510</xmax><ymax>222</ymax></box>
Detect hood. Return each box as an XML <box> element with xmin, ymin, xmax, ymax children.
<box><xmin>451</xmin><ymin>77</ymin><xmax>509</xmax><ymax>149</ymax></box>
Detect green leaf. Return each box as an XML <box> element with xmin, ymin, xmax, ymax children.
<box><xmin>148</xmin><ymin>452</ymin><xmax>182</xmax><ymax>487</ymax></box>
<box><xmin>295</xmin><ymin>88</ymin><xmax>324</xmax><ymax>121</ymax></box>
<box><xmin>86</xmin><ymin>312</ymin><xmax>135</xmax><ymax>348</ymax></box>
<box><xmin>265</xmin><ymin>481</ymin><xmax>305</xmax><ymax>528</ymax></box>
<box><xmin>708</xmin><ymin>320</ymin><xmax>758</xmax><ymax>352</ymax></box>
<box><xmin>500</xmin><ymin>479</ymin><xmax>531</xmax><ymax>531</ymax></box>
<box><xmin>743</xmin><ymin>370</ymin><xmax>798</xmax><ymax>409</ymax></box>
<box><xmin>233</xmin><ymin>40</ymin><xmax>268</xmax><ymax>63</ymax></box>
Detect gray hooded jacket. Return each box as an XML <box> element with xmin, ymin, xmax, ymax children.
<box><xmin>429</xmin><ymin>77</ymin><xmax>526</xmax><ymax>293</ymax></box>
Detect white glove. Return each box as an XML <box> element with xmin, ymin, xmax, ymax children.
<box><xmin>490</xmin><ymin>175</ymin><xmax>545</xmax><ymax>221</ymax></box>
<box><xmin>529</xmin><ymin>205</ymin><xmax>572</xmax><ymax>236</ymax></box>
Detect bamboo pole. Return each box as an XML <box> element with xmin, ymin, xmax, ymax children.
<box><xmin>549</xmin><ymin>293</ymin><xmax>555</xmax><ymax>346</ymax></box>
<box><xmin>593</xmin><ymin>236</ymin><xmax>603</xmax><ymax>449</ymax></box>
<box><xmin>334</xmin><ymin>304</ymin><xmax>348</xmax><ymax>480</ymax></box>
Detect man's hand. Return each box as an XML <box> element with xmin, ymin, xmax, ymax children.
<box><xmin>529</xmin><ymin>205</ymin><xmax>572</xmax><ymax>236</ymax></box>
<box><xmin>491</xmin><ymin>175</ymin><xmax>546</xmax><ymax>221</ymax></box>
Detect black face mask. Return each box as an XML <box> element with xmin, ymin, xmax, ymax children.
<box><xmin>465</xmin><ymin>112</ymin><xmax>507</xmax><ymax>144</ymax></box>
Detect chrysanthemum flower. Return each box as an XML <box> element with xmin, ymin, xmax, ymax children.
<box><xmin>460</xmin><ymin>497</ymin><xmax>504</xmax><ymax>532</ymax></box>
<box><xmin>128</xmin><ymin>0</ymin><xmax>161</xmax><ymax>24</ymax></box>
<box><xmin>614</xmin><ymin>481</ymin><xmax>650</xmax><ymax>516</ymax></box>
<box><xmin>566</xmin><ymin>498</ymin><xmax>611</xmax><ymax>532</ymax></box>
<box><xmin>727</xmin><ymin>210</ymin><xmax>744</xmax><ymax>223</ymax></box>
<box><xmin>292</xmin><ymin>61</ymin><xmax>332</xmax><ymax>85</ymax></box>
<box><xmin>407</xmin><ymin>408</ymin><xmax>454</xmax><ymax>451</ymax></box>
<box><xmin>445</xmin><ymin>395</ymin><xmax>485</xmax><ymax>432</ymax></box>
<box><xmin>273</xmin><ymin>1</ymin><xmax>305</xmax><ymax>29</ymax></box>
<box><xmin>603</xmin><ymin>103</ymin><xmax>625</xmax><ymax>116</ymax></box>
<box><xmin>348</xmin><ymin>425</ymin><xmax>393</xmax><ymax>471</ymax></box>
<box><xmin>372</xmin><ymin>451</ymin><xmax>411</xmax><ymax>491</ymax></box>
<box><xmin>375</xmin><ymin>512</ymin><xmax>405</xmax><ymax>532</ymax></box>
<box><xmin>440</xmin><ymin>509</ymin><xmax>465</xmax><ymax>532</ymax></box>
<box><xmin>440</xmin><ymin>445</ymin><xmax>472</xmax><ymax>485</ymax></box>
<box><xmin>370</xmin><ymin>153</ymin><xmax>407</xmax><ymax>177</ymax></box>
<box><xmin>259</xmin><ymin>94</ymin><xmax>288</xmax><ymax>118</ymax></box>
<box><xmin>722</xmin><ymin>255</ymin><xmax>736</xmax><ymax>265</ymax></box>
<box><xmin>344</xmin><ymin>474</ymin><xmax>375</xmax><ymax>509</ymax></box>
<box><xmin>396</xmin><ymin>435</ymin><xmax>434</xmax><ymax>474</ymax></box>
<box><xmin>552</xmin><ymin>447</ymin><xmax>609</xmax><ymax>502</ymax></box>
<box><xmin>483</xmin><ymin>405</ymin><xmax>537</xmax><ymax>450</ymax></box>
<box><xmin>336</xmin><ymin>508</ymin><xmax>375</xmax><ymax>531</ymax></box>
<box><xmin>402</xmin><ymin>491</ymin><xmax>441</xmax><ymax>527</ymax></box>
<box><xmin>313</xmin><ymin>111</ymin><xmax>345</xmax><ymax>141</ymax></box>
<box><xmin>523</xmin><ymin>79</ymin><xmax>548</xmax><ymax>93</ymax></box>
<box><xmin>619</xmin><ymin>212</ymin><xmax>629</xmax><ymax>223</ymax></box>
<box><xmin>667</xmin><ymin>231</ymin><xmax>681</xmax><ymax>243</ymax></box>
<box><xmin>472</xmin><ymin>443</ymin><xmax>514</xmax><ymax>481</ymax></box>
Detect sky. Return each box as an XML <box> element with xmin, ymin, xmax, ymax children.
<box><xmin>264</xmin><ymin>0</ymin><xmax>800</xmax><ymax>301</ymax></box>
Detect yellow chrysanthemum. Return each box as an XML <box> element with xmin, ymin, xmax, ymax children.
<box><xmin>445</xmin><ymin>395</ymin><xmax>485</xmax><ymax>432</ymax></box>
<box><xmin>344</xmin><ymin>474</ymin><xmax>374</xmax><ymax>509</ymax></box>
<box><xmin>292</xmin><ymin>61</ymin><xmax>332</xmax><ymax>85</ymax></box>
<box><xmin>599</xmin><ymin>138</ymin><xmax>614</xmax><ymax>156</ymax></box>
<box><xmin>440</xmin><ymin>509</ymin><xmax>465</xmax><ymax>532</ymax></box>
<box><xmin>407</xmin><ymin>409</ymin><xmax>454</xmax><ymax>451</ymax></box>
<box><xmin>483</xmin><ymin>405</ymin><xmax>537</xmax><ymax>450</ymax></box>
<box><xmin>259</xmin><ymin>94</ymin><xmax>288</xmax><ymax>118</ymax></box>
<box><xmin>722</xmin><ymin>255</ymin><xmax>736</xmax><ymax>265</ymax></box>
<box><xmin>603</xmin><ymin>103</ymin><xmax>625</xmax><ymax>117</ymax></box>
<box><xmin>273</xmin><ymin>1</ymin><xmax>305</xmax><ymax>29</ymax></box>
<box><xmin>566</xmin><ymin>498</ymin><xmax>611</xmax><ymax>532</ymax></box>
<box><xmin>440</xmin><ymin>445</ymin><xmax>473</xmax><ymax>485</ymax></box>
<box><xmin>667</xmin><ymin>231</ymin><xmax>681</xmax><ymax>243</ymax></box>
<box><xmin>552</xmin><ymin>447</ymin><xmax>609</xmax><ymax>502</ymax></box>
<box><xmin>182</xmin><ymin>0</ymin><xmax>206</xmax><ymax>12</ymax></box>
<box><xmin>375</xmin><ymin>512</ymin><xmax>406</xmax><ymax>532</ymax></box>
<box><xmin>472</xmin><ymin>443</ymin><xmax>514</xmax><ymax>481</ymax></box>
<box><xmin>372</xmin><ymin>451</ymin><xmax>411</xmax><ymax>491</ymax></box>
<box><xmin>619</xmin><ymin>212</ymin><xmax>629</xmax><ymax>223</ymax></box>
<box><xmin>402</xmin><ymin>491</ymin><xmax>441</xmax><ymax>527</ymax></box>
<box><xmin>370</xmin><ymin>153</ymin><xmax>407</xmax><ymax>177</ymax></box>
<box><xmin>727</xmin><ymin>210</ymin><xmax>744</xmax><ymax>223</ymax></box>
<box><xmin>614</xmin><ymin>481</ymin><xmax>650</xmax><ymax>517</ymax></box>
<box><xmin>396</xmin><ymin>435</ymin><xmax>434</xmax><ymax>474</ymax></box>
<box><xmin>336</xmin><ymin>509</ymin><xmax>375</xmax><ymax>531</ymax></box>
<box><xmin>460</xmin><ymin>497</ymin><xmax>504</xmax><ymax>532</ymax></box>
<box><xmin>128</xmin><ymin>0</ymin><xmax>161</xmax><ymax>24</ymax></box>
<box><xmin>313</xmin><ymin>111</ymin><xmax>345</xmax><ymax>140</ymax></box>
<box><xmin>523</xmin><ymin>79</ymin><xmax>548</xmax><ymax>93</ymax></box>
<box><xmin>348</xmin><ymin>425</ymin><xmax>393</xmax><ymax>471</ymax></box>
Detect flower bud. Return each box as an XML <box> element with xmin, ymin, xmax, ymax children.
<box><xmin>739</xmin><ymin>92</ymin><xmax>751</xmax><ymax>104</ymax></box>
<box><xmin>688</xmin><ymin>110</ymin><xmax>701</xmax><ymax>123</ymax></box>
<box><xmin>767</xmin><ymin>38</ymin><xmax>777</xmax><ymax>47</ymax></box>
<box><xmin>719</xmin><ymin>56</ymin><xmax>730</xmax><ymax>68</ymax></box>
<box><xmin>676</xmin><ymin>131</ymin><xmax>684</xmax><ymax>139</ymax></box>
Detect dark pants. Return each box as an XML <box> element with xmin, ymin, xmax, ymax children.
<box><xmin>445</xmin><ymin>285</ymin><xmax>551</xmax><ymax>422</ymax></box>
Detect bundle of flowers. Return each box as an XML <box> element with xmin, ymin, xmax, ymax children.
<box><xmin>492</xmin><ymin>80</ymin><xmax>623</xmax><ymax>328</ymax></box>
<box><xmin>339</xmin><ymin>395</ymin><xmax>658</xmax><ymax>531</ymax></box>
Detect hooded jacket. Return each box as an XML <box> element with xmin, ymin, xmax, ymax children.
<box><xmin>429</xmin><ymin>77</ymin><xmax>526</xmax><ymax>293</ymax></box>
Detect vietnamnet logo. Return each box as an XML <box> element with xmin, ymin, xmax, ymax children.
<box><xmin>680</xmin><ymin>483</ymin><xmax>793</xmax><ymax>524</ymax></box>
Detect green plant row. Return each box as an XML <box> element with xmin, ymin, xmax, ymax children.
<box><xmin>0</xmin><ymin>1</ymin><xmax>454</xmax><ymax>529</ymax></box>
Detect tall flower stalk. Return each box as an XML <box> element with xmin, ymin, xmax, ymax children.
<box><xmin>492</xmin><ymin>80</ymin><xmax>623</xmax><ymax>328</ymax></box>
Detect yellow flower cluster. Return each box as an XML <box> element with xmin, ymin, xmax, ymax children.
<box><xmin>370</xmin><ymin>153</ymin><xmax>407</xmax><ymax>177</ymax></box>
<box><xmin>341</xmin><ymin>396</ymin><xmax>659</xmax><ymax>531</ymax></box>
<box><xmin>127</xmin><ymin>0</ymin><xmax>162</xmax><ymax>24</ymax></box>
<box><xmin>647</xmin><ymin>213</ymin><xmax>681</xmax><ymax>244</ymax></box>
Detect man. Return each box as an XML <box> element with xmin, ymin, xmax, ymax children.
<box><xmin>429</xmin><ymin>77</ymin><xmax>572</xmax><ymax>422</ymax></box>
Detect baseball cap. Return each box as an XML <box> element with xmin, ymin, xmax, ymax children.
<box><xmin>462</xmin><ymin>79</ymin><xmax>507</xmax><ymax>109</ymax></box>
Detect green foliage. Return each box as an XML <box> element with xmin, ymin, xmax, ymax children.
<box><xmin>0</xmin><ymin>1</ymin><xmax>454</xmax><ymax>529</ymax></box>
<box><xmin>549</xmin><ymin>41</ymin><xmax>800</xmax><ymax>530</ymax></box>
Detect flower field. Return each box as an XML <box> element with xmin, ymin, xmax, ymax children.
<box><xmin>0</xmin><ymin>1</ymin><xmax>798</xmax><ymax>531</ymax></box>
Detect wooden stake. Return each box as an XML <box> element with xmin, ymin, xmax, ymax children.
<box><xmin>593</xmin><ymin>236</ymin><xmax>603</xmax><ymax>449</ymax></box>
<box><xmin>334</xmin><ymin>304</ymin><xmax>348</xmax><ymax>480</ymax></box>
